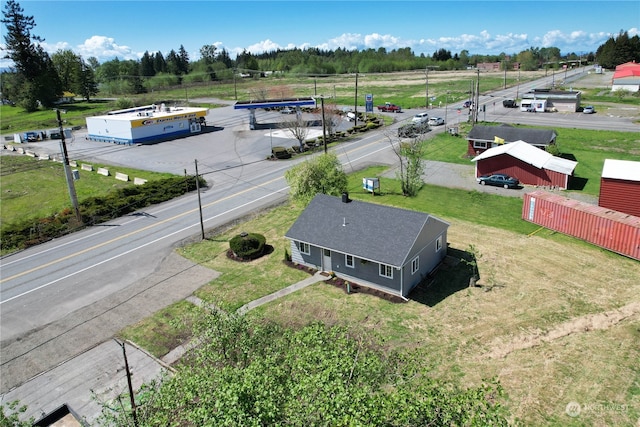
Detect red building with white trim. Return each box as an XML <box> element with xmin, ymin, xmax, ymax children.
<box><xmin>599</xmin><ymin>159</ymin><xmax>640</xmax><ymax>217</ymax></box>
<box><xmin>472</xmin><ymin>140</ymin><xmax>577</xmax><ymax>189</ymax></box>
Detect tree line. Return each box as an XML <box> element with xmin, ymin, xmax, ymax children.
<box><xmin>3</xmin><ymin>0</ymin><xmax>639</xmax><ymax>111</ymax></box>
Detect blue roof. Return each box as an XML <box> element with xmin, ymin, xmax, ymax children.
<box><xmin>234</xmin><ymin>97</ymin><xmax>316</xmax><ymax>109</ymax></box>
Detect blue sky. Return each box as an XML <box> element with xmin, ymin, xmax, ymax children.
<box><xmin>3</xmin><ymin>0</ymin><xmax>639</xmax><ymax>68</ymax></box>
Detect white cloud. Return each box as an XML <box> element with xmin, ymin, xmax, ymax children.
<box><xmin>75</xmin><ymin>35</ymin><xmax>141</xmax><ymax>61</ymax></box>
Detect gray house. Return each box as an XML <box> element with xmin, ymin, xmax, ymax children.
<box><xmin>285</xmin><ymin>194</ymin><xmax>450</xmax><ymax>299</ymax></box>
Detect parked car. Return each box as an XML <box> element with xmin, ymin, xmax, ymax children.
<box><xmin>377</xmin><ymin>102</ymin><xmax>402</xmax><ymax>113</ymax></box>
<box><xmin>477</xmin><ymin>173</ymin><xmax>520</xmax><ymax>189</ymax></box>
<box><xmin>428</xmin><ymin>116</ymin><xmax>445</xmax><ymax>126</ymax></box>
<box><xmin>281</xmin><ymin>107</ymin><xmax>295</xmax><ymax>114</ymax></box>
<box><xmin>412</xmin><ymin>112</ymin><xmax>429</xmax><ymax>124</ymax></box>
<box><xmin>503</xmin><ymin>99</ymin><xmax>517</xmax><ymax>108</ymax></box>
<box><xmin>582</xmin><ymin>106</ymin><xmax>595</xmax><ymax>114</ymax></box>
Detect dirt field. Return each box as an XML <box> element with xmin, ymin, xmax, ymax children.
<box><xmin>256</xmin><ymin>217</ymin><xmax>640</xmax><ymax>426</ymax></box>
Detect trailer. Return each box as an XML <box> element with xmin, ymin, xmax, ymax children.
<box><xmin>520</xmin><ymin>99</ymin><xmax>546</xmax><ymax>112</ymax></box>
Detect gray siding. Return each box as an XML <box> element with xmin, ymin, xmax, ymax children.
<box><xmin>290</xmin><ymin>241</ymin><xmax>322</xmax><ymax>270</ymax></box>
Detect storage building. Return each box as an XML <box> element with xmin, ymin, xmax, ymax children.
<box><xmin>86</xmin><ymin>104</ymin><xmax>209</xmax><ymax>145</ymax></box>
<box><xmin>472</xmin><ymin>140</ymin><xmax>577</xmax><ymax>189</ymax></box>
<box><xmin>523</xmin><ymin>190</ymin><xmax>640</xmax><ymax>261</ymax></box>
<box><xmin>599</xmin><ymin>159</ymin><xmax>640</xmax><ymax>217</ymax></box>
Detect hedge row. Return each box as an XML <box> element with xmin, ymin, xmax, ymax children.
<box><xmin>1</xmin><ymin>175</ymin><xmax>205</xmax><ymax>253</ymax></box>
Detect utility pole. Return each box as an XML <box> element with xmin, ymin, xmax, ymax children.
<box><xmin>320</xmin><ymin>97</ymin><xmax>327</xmax><ymax>153</ymax></box>
<box><xmin>195</xmin><ymin>159</ymin><xmax>205</xmax><ymax>240</ymax></box>
<box><xmin>115</xmin><ymin>339</ymin><xmax>139</xmax><ymax>427</ymax></box>
<box><xmin>55</xmin><ymin>109</ymin><xmax>82</xmax><ymax>224</ymax></box>
<box><xmin>353</xmin><ymin>72</ymin><xmax>358</xmax><ymax>127</ymax></box>
<box><xmin>425</xmin><ymin>67</ymin><xmax>429</xmax><ymax>109</ymax></box>
<box><xmin>503</xmin><ymin>61</ymin><xmax>507</xmax><ymax>89</ymax></box>
<box><xmin>233</xmin><ymin>68</ymin><xmax>237</xmax><ymax>100</ymax></box>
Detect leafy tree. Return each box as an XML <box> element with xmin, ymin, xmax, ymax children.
<box><xmin>51</xmin><ymin>49</ymin><xmax>79</xmax><ymax>91</ymax></box>
<box><xmin>388</xmin><ymin>135</ymin><xmax>425</xmax><ymax>197</ymax></box>
<box><xmin>1</xmin><ymin>400</ymin><xmax>34</xmax><ymax>427</ymax></box>
<box><xmin>285</xmin><ymin>152</ymin><xmax>348</xmax><ymax>205</ymax></box>
<box><xmin>1</xmin><ymin>0</ymin><xmax>62</xmax><ymax>110</ymax></box>
<box><xmin>96</xmin><ymin>312</ymin><xmax>508</xmax><ymax>426</ymax></box>
<box><xmin>199</xmin><ymin>44</ymin><xmax>217</xmax><ymax>65</ymax></box>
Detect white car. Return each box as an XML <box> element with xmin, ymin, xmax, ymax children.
<box><xmin>428</xmin><ymin>117</ymin><xmax>445</xmax><ymax>126</ymax></box>
<box><xmin>412</xmin><ymin>112</ymin><xmax>429</xmax><ymax>124</ymax></box>
<box><xmin>582</xmin><ymin>106</ymin><xmax>595</xmax><ymax>114</ymax></box>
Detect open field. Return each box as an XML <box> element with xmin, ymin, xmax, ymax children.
<box><xmin>0</xmin><ymin>155</ymin><xmax>175</xmax><ymax>230</ymax></box>
<box><xmin>116</xmin><ymin>168</ymin><xmax>640</xmax><ymax>426</ymax></box>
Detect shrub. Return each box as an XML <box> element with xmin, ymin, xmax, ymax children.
<box><xmin>229</xmin><ymin>232</ymin><xmax>267</xmax><ymax>260</ymax></box>
<box><xmin>272</xmin><ymin>146</ymin><xmax>291</xmax><ymax>159</ymax></box>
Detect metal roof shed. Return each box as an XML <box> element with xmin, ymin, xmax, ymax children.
<box><xmin>472</xmin><ymin>140</ymin><xmax>578</xmax><ymax>189</ymax></box>
<box><xmin>599</xmin><ymin>159</ymin><xmax>640</xmax><ymax>217</ymax></box>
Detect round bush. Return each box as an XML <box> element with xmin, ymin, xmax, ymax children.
<box><xmin>229</xmin><ymin>232</ymin><xmax>267</xmax><ymax>260</ymax></box>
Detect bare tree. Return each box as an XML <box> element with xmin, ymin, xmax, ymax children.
<box><xmin>386</xmin><ymin>133</ymin><xmax>425</xmax><ymax>197</ymax></box>
<box><xmin>280</xmin><ymin>112</ymin><xmax>309</xmax><ymax>152</ymax></box>
<box><xmin>317</xmin><ymin>102</ymin><xmax>341</xmax><ymax>140</ymax></box>
<box><xmin>269</xmin><ymin>85</ymin><xmax>294</xmax><ymax>100</ymax></box>
<box><xmin>248</xmin><ymin>86</ymin><xmax>269</xmax><ymax>101</ymax></box>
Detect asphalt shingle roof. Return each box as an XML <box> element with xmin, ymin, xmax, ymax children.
<box><xmin>467</xmin><ymin>124</ymin><xmax>556</xmax><ymax>146</ymax></box>
<box><xmin>285</xmin><ymin>194</ymin><xmax>441</xmax><ymax>267</ymax></box>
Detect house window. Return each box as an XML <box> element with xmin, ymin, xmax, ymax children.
<box><xmin>299</xmin><ymin>241</ymin><xmax>310</xmax><ymax>255</ymax></box>
<box><xmin>411</xmin><ymin>256</ymin><xmax>419</xmax><ymax>274</ymax></box>
<box><xmin>345</xmin><ymin>254</ymin><xmax>354</xmax><ymax>268</ymax></box>
<box><xmin>473</xmin><ymin>141</ymin><xmax>487</xmax><ymax>149</ymax></box>
<box><xmin>435</xmin><ymin>236</ymin><xmax>443</xmax><ymax>253</ymax></box>
<box><xmin>379</xmin><ymin>264</ymin><xmax>393</xmax><ymax>279</ymax></box>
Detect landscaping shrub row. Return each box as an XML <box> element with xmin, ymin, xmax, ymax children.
<box><xmin>0</xmin><ymin>175</ymin><xmax>205</xmax><ymax>253</ymax></box>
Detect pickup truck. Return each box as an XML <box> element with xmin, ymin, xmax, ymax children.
<box><xmin>377</xmin><ymin>102</ymin><xmax>402</xmax><ymax>113</ymax></box>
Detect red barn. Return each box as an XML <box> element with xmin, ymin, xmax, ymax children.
<box><xmin>472</xmin><ymin>140</ymin><xmax>577</xmax><ymax>189</ymax></box>
<box><xmin>599</xmin><ymin>159</ymin><xmax>640</xmax><ymax>217</ymax></box>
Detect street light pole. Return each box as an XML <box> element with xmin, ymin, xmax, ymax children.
<box><xmin>55</xmin><ymin>109</ymin><xmax>82</xmax><ymax>224</ymax></box>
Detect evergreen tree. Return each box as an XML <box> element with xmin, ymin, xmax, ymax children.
<box><xmin>178</xmin><ymin>44</ymin><xmax>190</xmax><ymax>74</ymax></box>
<box><xmin>153</xmin><ymin>51</ymin><xmax>166</xmax><ymax>74</ymax></box>
<box><xmin>74</xmin><ymin>59</ymin><xmax>99</xmax><ymax>101</ymax></box>
<box><xmin>1</xmin><ymin>0</ymin><xmax>62</xmax><ymax>110</ymax></box>
<box><xmin>140</xmin><ymin>51</ymin><xmax>155</xmax><ymax>77</ymax></box>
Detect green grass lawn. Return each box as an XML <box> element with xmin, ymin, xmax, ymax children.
<box><xmin>0</xmin><ymin>155</ymin><xmax>175</xmax><ymax>229</ymax></box>
<box><xmin>421</xmin><ymin>124</ymin><xmax>640</xmax><ymax>196</ymax></box>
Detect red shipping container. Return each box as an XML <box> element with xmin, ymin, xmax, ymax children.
<box><xmin>523</xmin><ymin>190</ymin><xmax>640</xmax><ymax>260</ymax></box>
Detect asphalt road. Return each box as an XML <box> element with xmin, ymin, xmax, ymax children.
<box><xmin>1</xmin><ymin>68</ymin><xmax>638</xmax><ymax>410</ymax></box>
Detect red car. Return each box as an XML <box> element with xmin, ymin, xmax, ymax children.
<box><xmin>377</xmin><ymin>103</ymin><xmax>402</xmax><ymax>113</ymax></box>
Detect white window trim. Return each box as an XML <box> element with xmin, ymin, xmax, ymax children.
<box><xmin>473</xmin><ymin>140</ymin><xmax>487</xmax><ymax>149</ymax></box>
<box><xmin>435</xmin><ymin>236</ymin><xmax>443</xmax><ymax>253</ymax></box>
<box><xmin>379</xmin><ymin>263</ymin><xmax>393</xmax><ymax>279</ymax></box>
<box><xmin>411</xmin><ymin>256</ymin><xmax>419</xmax><ymax>274</ymax></box>
<box><xmin>345</xmin><ymin>254</ymin><xmax>354</xmax><ymax>268</ymax></box>
<box><xmin>299</xmin><ymin>241</ymin><xmax>310</xmax><ymax>255</ymax></box>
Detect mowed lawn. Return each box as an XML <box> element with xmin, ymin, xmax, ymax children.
<box><xmin>0</xmin><ymin>155</ymin><xmax>175</xmax><ymax>229</ymax></box>
<box><xmin>160</xmin><ymin>169</ymin><xmax>640</xmax><ymax>426</ymax></box>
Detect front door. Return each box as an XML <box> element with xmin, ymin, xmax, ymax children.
<box><xmin>322</xmin><ymin>249</ymin><xmax>331</xmax><ymax>271</ymax></box>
